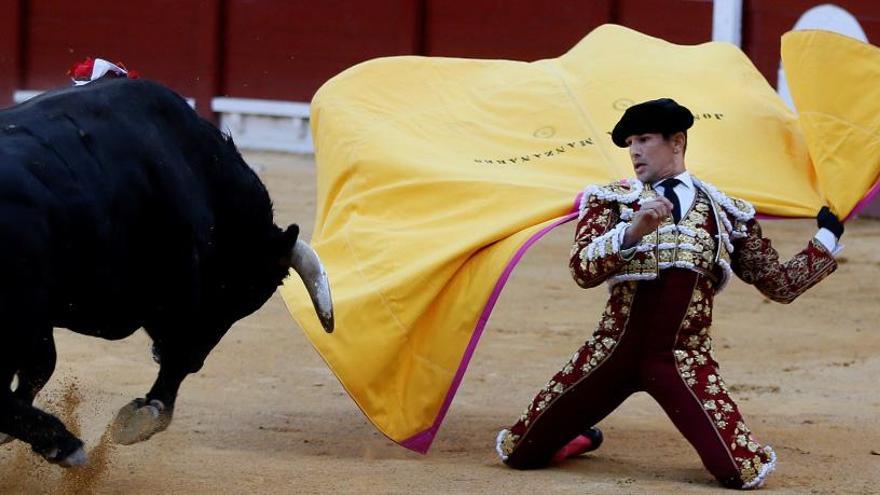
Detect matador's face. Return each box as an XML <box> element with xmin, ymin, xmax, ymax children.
<box><xmin>625</xmin><ymin>132</ymin><xmax>684</xmax><ymax>183</ymax></box>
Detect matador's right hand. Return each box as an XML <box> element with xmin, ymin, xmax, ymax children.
<box><xmin>623</xmin><ymin>197</ymin><xmax>674</xmax><ymax>248</ymax></box>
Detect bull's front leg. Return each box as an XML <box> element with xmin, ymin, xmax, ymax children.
<box><xmin>111</xmin><ymin>325</ymin><xmax>225</xmax><ymax>445</ymax></box>
<box><xmin>0</xmin><ymin>331</ymin><xmax>88</xmax><ymax>467</ymax></box>
<box><xmin>0</xmin><ymin>391</ymin><xmax>88</xmax><ymax>466</ymax></box>
<box><xmin>1</xmin><ymin>333</ymin><xmax>58</xmax><ymax>444</ymax></box>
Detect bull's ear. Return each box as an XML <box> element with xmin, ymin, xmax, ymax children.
<box><xmin>276</xmin><ymin>224</ymin><xmax>300</xmax><ymax>265</ymax></box>
<box><xmin>282</xmin><ymin>224</ymin><xmax>300</xmax><ymax>250</ymax></box>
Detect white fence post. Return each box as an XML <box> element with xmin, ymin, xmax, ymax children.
<box><xmin>712</xmin><ymin>0</ymin><xmax>743</xmax><ymax>47</ymax></box>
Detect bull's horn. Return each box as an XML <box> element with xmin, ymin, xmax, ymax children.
<box><xmin>290</xmin><ymin>240</ymin><xmax>335</xmax><ymax>332</ymax></box>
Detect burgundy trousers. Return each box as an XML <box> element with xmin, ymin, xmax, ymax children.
<box><xmin>500</xmin><ymin>269</ymin><xmax>775</xmax><ymax>489</ymax></box>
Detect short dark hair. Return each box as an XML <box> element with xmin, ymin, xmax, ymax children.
<box><xmin>662</xmin><ymin>130</ymin><xmax>688</xmax><ymax>153</ymax></box>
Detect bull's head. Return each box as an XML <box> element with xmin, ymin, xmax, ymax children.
<box><xmin>285</xmin><ymin>229</ymin><xmax>335</xmax><ymax>333</ymax></box>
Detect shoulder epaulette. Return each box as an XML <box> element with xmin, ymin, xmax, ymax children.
<box><xmin>693</xmin><ymin>178</ymin><xmax>755</xmax><ymax>222</ymax></box>
<box><xmin>578</xmin><ymin>178</ymin><xmax>643</xmax><ymax>217</ymax></box>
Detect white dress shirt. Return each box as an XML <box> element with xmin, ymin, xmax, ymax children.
<box><xmin>653</xmin><ymin>171</ymin><xmax>696</xmax><ymax>217</ymax></box>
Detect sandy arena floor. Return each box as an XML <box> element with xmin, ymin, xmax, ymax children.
<box><xmin>1</xmin><ymin>151</ymin><xmax>878</xmax><ymax>494</ymax></box>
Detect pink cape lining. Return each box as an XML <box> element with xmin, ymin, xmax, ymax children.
<box><xmin>846</xmin><ymin>177</ymin><xmax>880</xmax><ymax>222</ymax></box>
<box><xmin>398</xmin><ymin>178</ymin><xmax>880</xmax><ymax>453</ymax></box>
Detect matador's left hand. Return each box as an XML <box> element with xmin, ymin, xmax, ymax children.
<box><xmin>817</xmin><ymin>206</ymin><xmax>844</xmax><ymax>239</ymax></box>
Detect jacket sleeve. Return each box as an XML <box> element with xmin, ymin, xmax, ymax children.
<box><xmin>569</xmin><ymin>196</ymin><xmax>645</xmax><ymax>288</ymax></box>
<box><xmin>730</xmin><ymin>218</ymin><xmax>837</xmax><ymax>304</ymax></box>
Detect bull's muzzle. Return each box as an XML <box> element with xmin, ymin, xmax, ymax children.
<box><xmin>290</xmin><ymin>240</ymin><xmax>335</xmax><ymax>332</ymax></box>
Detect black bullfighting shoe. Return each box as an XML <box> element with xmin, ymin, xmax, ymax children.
<box><xmin>551</xmin><ymin>426</ymin><xmax>604</xmax><ymax>463</ymax></box>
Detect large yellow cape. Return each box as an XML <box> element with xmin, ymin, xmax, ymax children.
<box><xmin>281</xmin><ymin>25</ymin><xmax>880</xmax><ymax>453</ymax></box>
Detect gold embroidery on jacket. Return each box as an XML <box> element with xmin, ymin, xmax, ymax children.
<box><xmin>610</xmin><ymin>188</ymin><xmax>721</xmax><ymax>285</ymax></box>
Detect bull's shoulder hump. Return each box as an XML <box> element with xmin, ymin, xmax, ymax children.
<box><xmin>88</xmin><ymin>77</ymin><xmax>184</xmax><ymax>100</ymax></box>
<box><xmin>79</xmin><ymin>78</ymin><xmax>194</xmax><ymax>115</ymax></box>
<box><xmin>0</xmin><ymin>78</ymin><xmax>193</xmax><ymax>122</ymax></box>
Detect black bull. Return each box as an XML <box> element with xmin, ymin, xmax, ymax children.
<box><xmin>0</xmin><ymin>78</ymin><xmax>334</xmax><ymax>466</ymax></box>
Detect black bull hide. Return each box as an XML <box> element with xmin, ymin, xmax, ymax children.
<box><xmin>0</xmin><ymin>78</ymin><xmax>333</xmax><ymax>466</ymax></box>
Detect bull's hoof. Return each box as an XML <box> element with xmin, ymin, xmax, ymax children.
<box><xmin>111</xmin><ymin>398</ymin><xmax>171</xmax><ymax>445</ymax></box>
<box><xmin>0</xmin><ymin>433</ymin><xmax>12</xmax><ymax>445</ymax></box>
<box><xmin>58</xmin><ymin>447</ymin><xmax>89</xmax><ymax>467</ymax></box>
<box><xmin>36</xmin><ymin>436</ymin><xmax>87</xmax><ymax>467</ymax></box>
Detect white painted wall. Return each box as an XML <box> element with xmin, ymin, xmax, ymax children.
<box><xmin>212</xmin><ymin>97</ymin><xmax>313</xmax><ymax>154</ymax></box>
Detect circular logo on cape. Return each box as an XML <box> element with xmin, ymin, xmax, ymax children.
<box><xmin>533</xmin><ymin>126</ymin><xmax>556</xmax><ymax>138</ymax></box>
<box><xmin>612</xmin><ymin>98</ymin><xmax>634</xmax><ymax>111</ymax></box>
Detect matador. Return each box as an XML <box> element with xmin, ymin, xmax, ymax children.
<box><xmin>496</xmin><ymin>98</ymin><xmax>844</xmax><ymax>489</ymax></box>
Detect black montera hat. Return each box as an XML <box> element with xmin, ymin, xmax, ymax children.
<box><xmin>611</xmin><ymin>98</ymin><xmax>694</xmax><ymax>148</ymax></box>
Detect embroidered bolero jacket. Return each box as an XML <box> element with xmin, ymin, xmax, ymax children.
<box><xmin>569</xmin><ymin>178</ymin><xmax>837</xmax><ymax>302</ymax></box>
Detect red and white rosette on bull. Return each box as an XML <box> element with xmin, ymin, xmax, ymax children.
<box><xmin>67</xmin><ymin>57</ymin><xmax>139</xmax><ymax>85</ymax></box>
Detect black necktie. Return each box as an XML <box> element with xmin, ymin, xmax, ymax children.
<box><xmin>659</xmin><ymin>178</ymin><xmax>682</xmax><ymax>223</ymax></box>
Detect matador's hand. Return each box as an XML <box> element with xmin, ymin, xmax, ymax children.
<box><xmin>623</xmin><ymin>197</ymin><xmax>673</xmax><ymax>248</ymax></box>
<box><xmin>817</xmin><ymin>206</ymin><xmax>844</xmax><ymax>239</ymax></box>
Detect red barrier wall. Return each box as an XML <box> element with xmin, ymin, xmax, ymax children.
<box><xmin>18</xmin><ymin>0</ymin><xmax>222</xmax><ymax>116</ymax></box>
<box><xmin>423</xmin><ymin>1</ymin><xmax>615</xmax><ymax>60</ymax></box>
<box><xmin>423</xmin><ymin>0</ymin><xmax>711</xmax><ymax>60</ymax></box>
<box><xmin>615</xmin><ymin>0</ymin><xmax>713</xmax><ymax>45</ymax></box>
<box><xmin>223</xmin><ymin>0</ymin><xmax>421</xmax><ymax>101</ymax></box>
